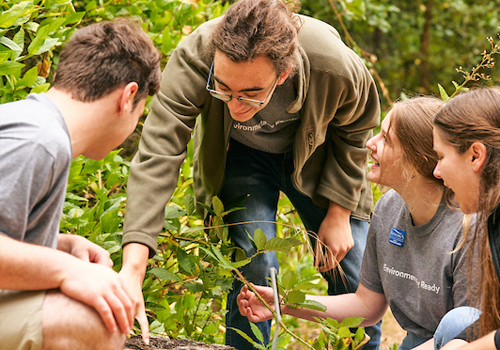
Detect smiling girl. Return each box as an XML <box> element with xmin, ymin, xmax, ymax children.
<box><xmin>238</xmin><ymin>97</ymin><xmax>480</xmax><ymax>350</ymax></box>
<box><xmin>433</xmin><ymin>87</ymin><xmax>500</xmax><ymax>350</ymax></box>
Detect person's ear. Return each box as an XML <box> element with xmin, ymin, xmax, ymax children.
<box><xmin>118</xmin><ymin>82</ymin><xmax>139</xmax><ymax>115</ymax></box>
<box><xmin>469</xmin><ymin>141</ymin><xmax>487</xmax><ymax>172</ymax></box>
<box><xmin>277</xmin><ymin>66</ymin><xmax>293</xmax><ymax>85</ymax></box>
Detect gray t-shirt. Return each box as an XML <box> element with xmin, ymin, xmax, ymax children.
<box><xmin>0</xmin><ymin>93</ymin><xmax>71</xmax><ymax>248</ymax></box>
<box><xmin>230</xmin><ymin>79</ymin><xmax>301</xmax><ymax>154</ymax></box>
<box><xmin>359</xmin><ymin>189</ymin><xmax>469</xmax><ymax>339</ymax></box>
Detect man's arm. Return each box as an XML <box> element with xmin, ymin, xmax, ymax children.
<box><xmin>122</xmin><ymin>21</ymin><xmax>218</xmax><ymax>255</ymax></box>
<box><xmin>315</xmin><ymin>201</ymin><xmax>353</xmax><ymax>272</ymax></box>
<box><xmin>0</xmin><ymin>234</ymin><xmax>134</xmax><ymax>335</ymax></box>
<box><xmin>120</xmin><ymin>243</ymin><xmax>151</xmax><ymax>343</ymax></box>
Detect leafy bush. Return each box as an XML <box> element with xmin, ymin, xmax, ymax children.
<box><xmin>4</xmin><ymin>0</ymin><xmax>499</xmax><ymax>348</ymax></box>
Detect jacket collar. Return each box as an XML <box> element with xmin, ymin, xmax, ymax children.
<box><xmin>287</xmin><ymin>46</ymin><xmax>309</xmax><ymax>114</ymax></box>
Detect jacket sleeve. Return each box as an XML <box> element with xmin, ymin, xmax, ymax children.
<box><xmin>305</xmin><ymin>39</ymin><xmax>380</xmax><ymax>213</ymax></box>
<box><xmin>122</xmin><ymin>22</ymin><xmax>214</xmax><ymax>257</ymax></box>
<box><xmin>319</xmin><ymin>65</ymin><xmax>379</xmax><ymax>212</ymax></box>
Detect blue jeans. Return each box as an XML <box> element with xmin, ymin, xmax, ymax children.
<box><xmin>398</xmin><ymin>306</ymin><xmax>481</xmax><ymax>350</ymax></box>
<box><xmin>221</xmin><ymin>140</ymin><xmax>381</xmax><ymax>350</ymax></box>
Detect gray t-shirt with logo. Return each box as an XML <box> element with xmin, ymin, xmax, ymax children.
<box><xmin>359</xmin><ymin>189</ymin><xmax>470</xmax><ymax>338</ymax></box>
<box><xmin>0</xmin><ymin>93</ymin><xmax>71</xmax><ymax>248</ymax></box>
<box><xmin>230</xmin><ymin>79</ymin><xmax>301</xmax><ymax>154</ymax></box>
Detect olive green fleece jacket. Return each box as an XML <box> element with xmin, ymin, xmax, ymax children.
<box><xmin>122</xmin><ymin>15</ymin><xmax>381</xmax><ymax>257</ymax></box>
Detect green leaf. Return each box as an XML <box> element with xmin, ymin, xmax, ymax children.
<box><xmin>34</xmin><ymin>37</ymin><xmax>59</xmax><ymax>55</ymax></box>
<box><xmin>30</xmin><ymin>83</ymin><xmax>50</xmax><ymax>94</ymax></box>
<box><xmin>40</xmin><ymin>17</ymin><xmax>66</xmax><ymax>33</ymax></box>
<box><xmin>292</xmin><ymin>281</ymin><xmax>316</xmax><ymax>291</ymax></box>
<box><xmin>0</xmin><ymin>36</ymin><xmax>22</xmax><ymax>58</ymax></box>
<box><xmin>16</xmin><ymin>66</ymin><xmax>38</xmax><ymax>88</ymax></box>
<box><xmin>344</xmin><ymin>0</ymin><xmax>366</xmax><ymax>18</ymax></box>
<box><xmin>85</xmin><ymin>1</ymin><xmax>97</xmax><ymax>11</ymax></box>
<box><xmin>338</xmin><ymin>316</ymin><xmax>364</xmax><ymax>328</ymax></box>
<box><xmin>212</xmin><ymin>196</ymin><xmax>224</xmax><ymax>216</ymax></box>
<box><xmin>204</xmin><ymin>323</ymin><xmax>218</xmax><ymax>334</ymax></box>
<box><xmin>176</xmin><ymin>247</ymin><xmax>196</xmax><ymax>275</ymax></box>
<box><xmin>0</xmin><ymin>61</ymin><xmax>24</xmax><ymax>76</ymax></box>
<box><xmin>232</xmin><ymin>259</ymin><xmax>251</xmax><ymax>269</ymax></box>
<box><xmin>286</xmin><ymin>290</ymin><xmax>305</xmax><ymax>304</ymax></box>
<box><xmin>234</xmin><ymin>247</ymin><xmax>247</xmax><ymax>262</ymax></box>
<box><xmin>354</xmin><ymin>327</ymin><xmax>364</xmax><ymax>344</ymax></box>
<box><xmin>63</xmin><ymin>12</ymin><xmax>85</xmax><ymax>25</ymax></box>
<box><xmin>285</xmin><ymin>237</ymin><xmax>304</xmax><ymax>248</ymax></box>
<box><xmin>164</xmin><ymin>205</ymin><xmax>186</xmax><ymax>219</ymax></box>
<box><xmin>12</xmin><ymin>28</ymin><xmax>24</xmax><ymax>59</ymax></box>
<box><xmin>438</xmin><ymin>83</ymin><xmax>449</xmax><ymax>101</ymax></box>
<box><xmin>185</xmin><ymin>282</ymin><xmax>203</xmax><ymax>293</ymax></box>
<box><xmin>103</xmin><ymin>240</ymin><xmax>121</xmax><ymax>254</ymax></box>
<box><xmin>250</xmin><ymin>322</ymin><xmax>264</xmax><ymax>343</ymax></box>
<box><xmin>337</xmin><ymin>327</ymin><xmax>354</xmax><ymax>339</ymax></box>
<box><xmin>184</xmin><ymin>193</ymin><xmax>196</xmax><ymax>216</ymax></box>
<box><xmin>27</xmin><ymin>24</ymin><xmax>49</xmax><ymax>55</ymax></box>
<box><xmin>0</xmin><ymin>52</ymin><xmax>9</xmax><ymax>64</ymax></box>
<box><xmin>263</xmin><ymin>237</ymin><xmax>293</xmax><ymax>252</ymax></box>
<box><xmin>211</xmin><ymin>245</ymin><xmax>235</xmax><ymax>271</ymax></box>
<box><xmin>228</xmin><ymin>327</ymin><xmax>265</xmax><ymax>349</ymax></box>
<box><xmin>0</xmin><ymin>1</ymin><xmax>31</xmax><ymax>29</ymax></box>
<box><xmin>253</xmin><ymin>228</ymin><xmax>267</xmax><ymax>251</ymax></box>
<box><xmin>281</xmin><ymin>270</ymin><xmax>297</xmax><ymax>290</ymax></box>
<box><xmin>198</xmin><ymin>246</ymin><xmax>218</xmax><ymax>260</ymax></box>
<box><xmin>161</xmin><ymin>26</ymin><xmax>172</xmax><ymax>54</ymax></box>
<box><xmin>324</xmin><ymin>317</ymin><xmax>340</xmax><ymax>328</ymax></box>
<box><xmin>297</xmin><ymin>299</ymin><xmax>327</xmax><ymax>312</ymax></box>
<box><xmin>66</xmin><ymin>192</ymin><xmax>87</xmax><ymax>202</ymax></box>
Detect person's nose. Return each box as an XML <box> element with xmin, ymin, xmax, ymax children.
<box><xmin>366</xmin><ymin>135</ymin><xmax>376</xmax><ymax>151</ymax></box>
<box><xmin>226</xmin><ymin>98</ymin><xmax>247</xmax><ymax>112</ymax></box>
<box><xmin>433</xmin><ymin>162</ymin><xmax>442</xmax><ymax>179</ymax></box>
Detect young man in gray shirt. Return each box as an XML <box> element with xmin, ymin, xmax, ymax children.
<box><xmin>0</xmin><ymin>19</ymin><xmax>161</xmax><ymax>350</ymax></box>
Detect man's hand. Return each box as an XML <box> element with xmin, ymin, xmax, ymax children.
<box><xmin>0</xmin><ymin>235</ymin><xmax>133</xmax><ymax>334</ymax></box>
<box><xmin>57</xmin><ymin>234</ymin><xmax>112</xmax><ymax>267</ymax></box>
<box><xmin>59</xmin><ymin>259</ymin><xmax>134</xmax><ymax>335</ymax></box>
<box><xmin>315</xmin><ymin>202</ymin><xmax>353</xmax><ymax>272</ymax></box>
<box><xmin>121</xmin><ymin>243</ymin><xmax>151</xmax><ymax>345</ymax></box>
<box><xmin>237</xmin><ymin>284</ymin><xmax>276</xmax><ymax>323</ymax></box>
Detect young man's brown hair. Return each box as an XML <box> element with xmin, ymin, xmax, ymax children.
<box><xmin>209</xmin><ymin>0</ymin><xmax>302</xmax><ymax>76</ymax></box>
<box><xmin>53</xmin><ymin>19</ymin><xmax>162</xmax><ymax>108</ymax></box>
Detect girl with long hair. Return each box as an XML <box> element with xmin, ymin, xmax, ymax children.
<box><xmin>433</xmin><ymin>86</ymin><xmax>500</xmax><ymax>350</ymax></box>
<box><xmin>238</xmin><ymin>96</ymin><xmax>480</xmax><ymax>350</ymax></box>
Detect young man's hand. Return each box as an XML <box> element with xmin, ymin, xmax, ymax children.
<box><xmin>57</xmin><ymin>234</ymin><xmax>113</xmax><ymax>267</ymax></box>
<box><xmin>59</xmin><ymin>259</ymin><xmax>134</xmax><ymax>335</ymax></box>
<box><xmin>315</xmin><ymin>202</ymin><xmax>353</xmax><ymax>272</ymax></box>
<box><xmin>120</xmin><ymin>243</ymin><xmax>151</xmax><ymax>345</ymax></box>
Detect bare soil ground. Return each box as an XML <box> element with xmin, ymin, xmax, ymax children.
<box><xmin>124</xmin><ymin>336</ymin><xmax>236</xmax><ymax>350</ymax></box>
<box><xmin>125</xmin><ymin>308</ymin><xmax>405</xmax><ymax>350</ymax></box>
<box><xmin>380</xmin><ymin>308</ymin><xmax>406</xmax><ymax>349</ymax></box>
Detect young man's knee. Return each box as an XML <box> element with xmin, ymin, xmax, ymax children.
<box><xmin>42</xmin><ymin>291</ymin><xmax>126</xmax><ymax>350</ymax></box>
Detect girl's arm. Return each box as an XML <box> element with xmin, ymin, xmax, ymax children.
<box><xmin>238</xmin><ymin>282</ymin><xmax>388</xmax><ymax>327</ymax></box>
<box><xmin>440</xmin><ymin>332</ymin><xmax>496</xmax><ymax>350</ymax></box>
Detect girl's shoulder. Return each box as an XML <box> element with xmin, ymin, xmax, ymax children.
<box><xmin>373</xmin><ymin>189</ymin><xmax>404</xmax><ymax>211</ymax></box>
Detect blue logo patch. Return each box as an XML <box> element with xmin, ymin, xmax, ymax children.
<box><xmin>389</xmin><ymin>228</ymin><xmax>406</xmax><ymax>247</ymax></box>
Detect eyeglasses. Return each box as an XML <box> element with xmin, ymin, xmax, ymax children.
<box><xmin>206</xmin><ymin>61</ymin><xmax>278</xmax><ymax>108</ymax></box>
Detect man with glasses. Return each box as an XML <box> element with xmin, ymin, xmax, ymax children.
<box><xmin>121</xmin><ymin>0</ymin><xmax>381</xmax><ymax>349</ymax></box>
